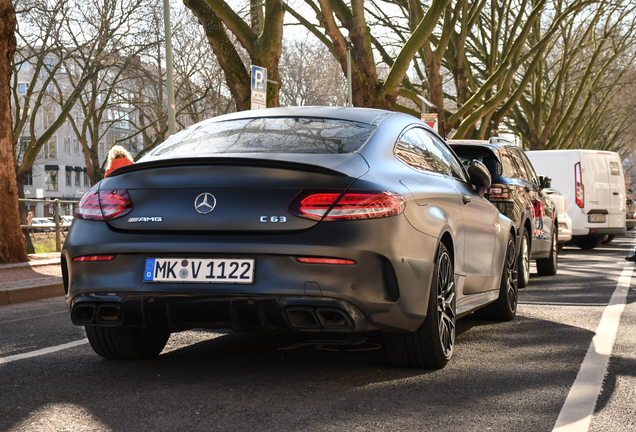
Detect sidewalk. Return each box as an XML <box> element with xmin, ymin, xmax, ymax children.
<box><xmin>0</xmin><ymin>253</ymin><xmax>63</xmax><ymax>306</ymax></box>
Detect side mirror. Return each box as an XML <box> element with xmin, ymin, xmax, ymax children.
<box><xmin>539</xmin><ymin>176</ymin><xmax>552</xmax><ymax>190</ymax></box>
<box><xmin>468</xmin><ymin>160</ymin><xmax>492</xmax><ymax>197</ymax></box>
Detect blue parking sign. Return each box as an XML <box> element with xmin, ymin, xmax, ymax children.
<box><xmin>251</xmin><ymin>65</ymin><xmax>267</xmax><ymax>92</ymax></box>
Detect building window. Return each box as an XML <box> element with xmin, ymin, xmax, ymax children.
<box><xmin>84</xmin><ymin>171</ymin><xmax>90</xmax><ymax>187</ymax></box>
<box><xmin>98</xmin><ymin>142</ymin><xmax>104</xmax><ymax>160</ymax></box>
<box><xmin>45</xmin><ymin>170</ymin><xmax>58</xmax><ymax>190</ymax></box>
<box><xmin>75</xmin><ymin>171</ymin><xmax>81</xmax><ymax>187</ymax></box>
<box><xmin>24</xmin><ymin>169</ymin><xmax>33</xmax><ymax>186</ymax></box>
<box><xmin>41</xmin><ymin>57</ymin><xmax>53</xmax><ymax>77</ymax></box>
<box><xmin>74</xmin><ymin>139</ymin><xmax>80</xmax><ymax>155</ymax></box>
<box><xmin>66</xmin><ymin>170</ymin><xmax>72</xmax><ymax>186</ymax></box>
<box><xmin>16</xmin><ymin>61</ymin><xmax>29</xmax><ymax>72</ymax></box>
<box><xmin>43</xmin><ymin>106</ymin><xmax>55</xmax><ymax>129</ymax></box>
<box><xmin>18</xmin><ymin>83</ymin><xmax>27</xmax><ymax>94</ymax></box>
<box><xmin>44</xmin><ymin>137</ymin><xmax>57</xmax><ymax>159</ymax></box>
<box><xmin>19</xmin><ymin>136</ymin><xmax>29</xmax><ymax>153</ymax></box>
<box><xmin>64</xmin><ymin>137</ymin><xmax>71</xmax><ymax>154</ymax></box>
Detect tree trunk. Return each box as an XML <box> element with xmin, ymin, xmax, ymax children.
<box><xmin>0</xmin><ymin>0</ymin><xmax>28</xmax><ymax>262</ymax></box>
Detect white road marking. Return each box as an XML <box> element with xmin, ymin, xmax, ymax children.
<box><xmin>552</xmin><ymin>260</ymin><xmax>634</xmax><ymax>432</ymax></box>
<box><xmin>519</xmin><ymin>302</ymin><xmax>609</xmax><ymax>307</ymax></box>
<box><xmin>0</xmin><ymin>339</ymin><xmax>88</xmax><ymax>365</ymax></box>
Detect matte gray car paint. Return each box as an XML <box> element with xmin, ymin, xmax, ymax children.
<box><xmin>63</xmin><ymin>107</ymin><xmax>513</xmax><ymax>334</ymax></box>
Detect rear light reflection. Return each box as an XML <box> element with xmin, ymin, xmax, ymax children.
<box><xmin>73</xmin><ymin>255</ymin><xmax>116</xmax><ymax>262</ymax></box>
<box><xmin>487</xmin><ymin>184</ymin><xmax>511</xmax><ymax>201</ymax></box>
<box><xmin>75</xmin><ymin>188</ymin><xmax>133</xmax><ymax>221</ymax></box>
<box><xmin>288</xmin><ymin>189</ymin><xmax>406</xmax><ymax>221</ymax></box>
<box><xmin>297</xmin><ymin>257</ymin><xmax>356</xmax><ymax>265</ymax></box>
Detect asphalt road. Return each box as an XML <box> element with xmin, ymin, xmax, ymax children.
<box><xmin>1</xmin><ymin>233</ymin><xmax>635</xmax><ymax>432</ymax></box>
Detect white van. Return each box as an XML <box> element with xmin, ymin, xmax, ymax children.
<box><xmin>525</xmin><ymin>150</ymin><xmax>625</xmax><ymax>249</ymax></box>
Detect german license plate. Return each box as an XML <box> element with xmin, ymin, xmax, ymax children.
<box><xmin>144</xmin><ymin>258</ymin><xmax>255</xmax><ymax>284</ymax></box>
<box><xmin>588</xmin><ymin>214</ymin><xmax>606</xmax><ymax>223</ymax></box>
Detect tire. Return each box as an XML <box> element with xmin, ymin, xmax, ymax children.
<box><xmin>475</xmin><ymin>233</ymin><xmax>517</xmax><ymax>321</ymax></box>
<box><xmin>537</xmin><ymin>228</ymin><xmax>558</xmax><ymax>276</ymax></box>
<box><xmin>85</xmin><ymin>326</ymin><xmax>170</xmax><ymax>360</ymax></box>
<box><xmin>383</xmin><ymin>242</ymin><xmax>455</xmax><ymax>369</ymax></box>
<box><xmin>517</xmin><ymin>229</ymin><xmax>530</xmax><ymax>288</ymax></box>
<box><xmin>602</xmin><ymin>235</ymin><xmax>616</xmax><ymax>244</ymax></box>
<box><xmin>576</xmin><ymin>235</ymin><xmax>602</xmax><ymax>250</ymax></box>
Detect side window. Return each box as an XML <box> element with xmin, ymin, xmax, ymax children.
<box><xmin>409</xmin><ymin>128</ymin><xmax>452</xmax><ymax>175</ymax></box>
<box><xmin>395</xmin><ymin>130</ymin><xmax>426</xmax><ymax>170</ymax></box>
<box><xmin>518</xmin><ymin>150</ymin><xmax>539</xmax><ymax>185</ymax></box>
<box><xmin>419</xmin><ymin>129</ymin><xmax>468</xmax><ymax>182</ymax></box>
<box><xmin>500</xmin><ymin>147</ymin><xmax>527</xmax><ymax>180</ymax></box>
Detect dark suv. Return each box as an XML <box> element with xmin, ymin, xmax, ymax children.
<box><xmin>449</xmin><ymin>138</ymin><xmax>557</xmax><ymax>287</ymax></box>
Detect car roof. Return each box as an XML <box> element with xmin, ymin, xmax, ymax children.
<box><xmin>192</xmin><ymin>106</ymin><xmax>401</xmax><ymax>128</ymax></box>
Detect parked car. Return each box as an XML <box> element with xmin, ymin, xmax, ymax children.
<box><xmin>60</xmin><ymin>215</ymin><xmax>74</xmax><ymax>231</ymax></box>
<box><xmin>31</xmin><ymin>217</ymin><xmax>55</xmax><ymax>233</ymax></box>
<box><xmin>526</xmin><ymin>150</ymin><xmax>626</xmax><ymax>249</ymax></box>
<box><xmin>544</xmin><ymin>187</ymin><xmax>573</xmax><ymax>252</ymax></box>
<box><xmin>626</xmin><ymin>191</ymin><xmax>635</xmax><ymax>230</ymax></box>
<box><xmin>449</xmin><ymin>138</ymin><xmax>558</xmax><ymax>288</ymax></box>
<box><xmin>63</xmin><ymin>107</ymin><xmax>517</xmax><ymax>369</ymax></box>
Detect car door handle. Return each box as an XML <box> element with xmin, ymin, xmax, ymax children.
<box><xmin>613</xmin><ymin>192</ymin><xmax>619</xmax><ymax>195</ymax></box>
<box><xmin>462</xmin><ymin>194</ymin><xmax>471</xmax><ymax>204</ymax></box>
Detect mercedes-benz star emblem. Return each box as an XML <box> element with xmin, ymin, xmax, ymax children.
<box><xmin>194</xmin><ymin>193</ymin><xmax>217</xmax><ymax>214</ymax></box>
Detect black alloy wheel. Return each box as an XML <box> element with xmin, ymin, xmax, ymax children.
<box><xmin>383</xmin><ymin>242</ymin><xmax>456</xmax><ymax>369</ymax></box>
<box><xmin>537</xmin><ymin>227</ymin><xmax>558</xmax><ymax>276</ymax></box>
<box><xmin>475</xmin><ymin>233</ymin><xmax>518</xmax><ymax>321</ymax></box>
<box><xmin>517</xmin><ymin>229</ymin><xmax>530</xmax><ymax>288</ymax></box>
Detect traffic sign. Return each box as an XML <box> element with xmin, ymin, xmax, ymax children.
<box><xmin>251</xmin><ymin>65</ymin><xmax>267</xmax><ymax>110</ymax></box>
<box><xmin>421</xmin><ymin>113</ymin><xmax>438</xmax><ymax>133</ymax></box>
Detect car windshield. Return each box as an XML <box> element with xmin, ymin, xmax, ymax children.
<box><xmin>150</xmin><ymin>117</ymin><xmax>376</xmax><ymax>157</ymax></box>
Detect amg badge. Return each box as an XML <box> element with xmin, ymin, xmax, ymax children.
<box><xmin>128</xmin><ymin>217</ymin><xmax>163</xmax><ymax>223</ymax></box>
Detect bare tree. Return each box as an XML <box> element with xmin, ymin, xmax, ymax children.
<box><xmin>0</xmin><ymin>0</ymin><xmax>27</xmax><ymax>262</ymax></box>
<box><xmin>278</xmin><ymin>38</ymin><xmax>346</xmax><ymax>107</ymax></box>
<box><xmin>183</xmin><ymin>0</ymin><xmax>285</xmax><ymax>111</ymax></box>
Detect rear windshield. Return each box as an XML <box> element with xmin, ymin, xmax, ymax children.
<box><xmin>149</xmin><ymin>117</ymin><xmax>376</xmax><ymax>157</ymax></box>
<box><xmin>450</xmin><ymin>145</ymin><xmax>502</xmax><ymax>177</ymax></box>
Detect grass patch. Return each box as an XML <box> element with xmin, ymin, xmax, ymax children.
<box><xmin>25</xmin><ymin>231</ymin><xmax>67</xmax><ymax>254</ymax></box>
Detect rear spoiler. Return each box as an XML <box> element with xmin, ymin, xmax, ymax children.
<box><xmin>109</xmin><ymin>156</ymin><xmax>351</xmax><ymax>178</ymax></box>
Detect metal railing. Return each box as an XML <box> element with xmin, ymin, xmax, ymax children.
<box><xmin>19</xmin><ymin>198</ymin><xmax>79</xmax><ymax>252</ymax></box>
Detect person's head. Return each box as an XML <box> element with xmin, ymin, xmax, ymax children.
<box><xmin>107</xmin><ymin>145</ymin><xmax>132</xmax><ymax>168</ymax></box>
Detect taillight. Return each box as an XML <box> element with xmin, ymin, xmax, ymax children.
<box><xmin>75</xmin><ymin>189</ymin><xmax>102</xmax><ymax>220</ymax></box>
<box><xmin>575</xmin><ymin>162</ymin><xmax>584</xmax><ymax>208</ymax></box>
<box><xmin>99</xmin><ymin>189</ymin><xmax>133</xmax><ymax>220</ymax></box>
<box><xmin>564</xmin><ymin>197</ymin><xmax>567</xmax><ymax>212</ymax></box>
<box><xmin>296</xmin><ymin>257</ymin><xmax>356</xmax><ymax>265</ymax></box>
<box><xmin>73</xmin><ymin>255</ymin><xmax>116</xmax><ymax>262</ymax></box>
<box><xmin>487</xmin><ymin>184</ymin><xmax>511</xmax><ymax>201</ymax></box>
<box><xmin>75</xmin><ymin>188</ymin><xmax>133</xmax><ymax>221</ymax></box>
<box><xmin>288</xmin><ymin>189</ymin><xmax>406</xmax><ymax>221</ymax></box>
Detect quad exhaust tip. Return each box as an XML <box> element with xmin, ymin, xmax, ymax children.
<box><xmin>72</xmin><ymin>303</ymin><xmax>122</xmax><ymax>325</ymax></box>
<box><xmin>286</xmin><ymin>307</ymin><xmax>353</xmax><ymax>330</ymax></box>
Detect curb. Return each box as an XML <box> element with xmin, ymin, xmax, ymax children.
<box><xmin>0</xmin><ymin>277</ymin><xmax>64</xmax><ymax>306</ymax></box>
<box><xmin>0</xmin><ymin>258</ymin><xmax>61</xmax><ymax>270</ymax></box>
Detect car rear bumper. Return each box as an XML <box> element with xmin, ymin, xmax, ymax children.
<box><xmin>63</xmin><ymin>217</ymin><xmax>440</xmax><ymax>333</ymax></box>
<box><xmin>557</xmin><ymin>217</ymin><xmax>573</xmax><ymax>243</ymax></box>
<box><xmin>70</xmin><ymin>293</ymin><xmax>372</xmax><ymax>333</ymax></box>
